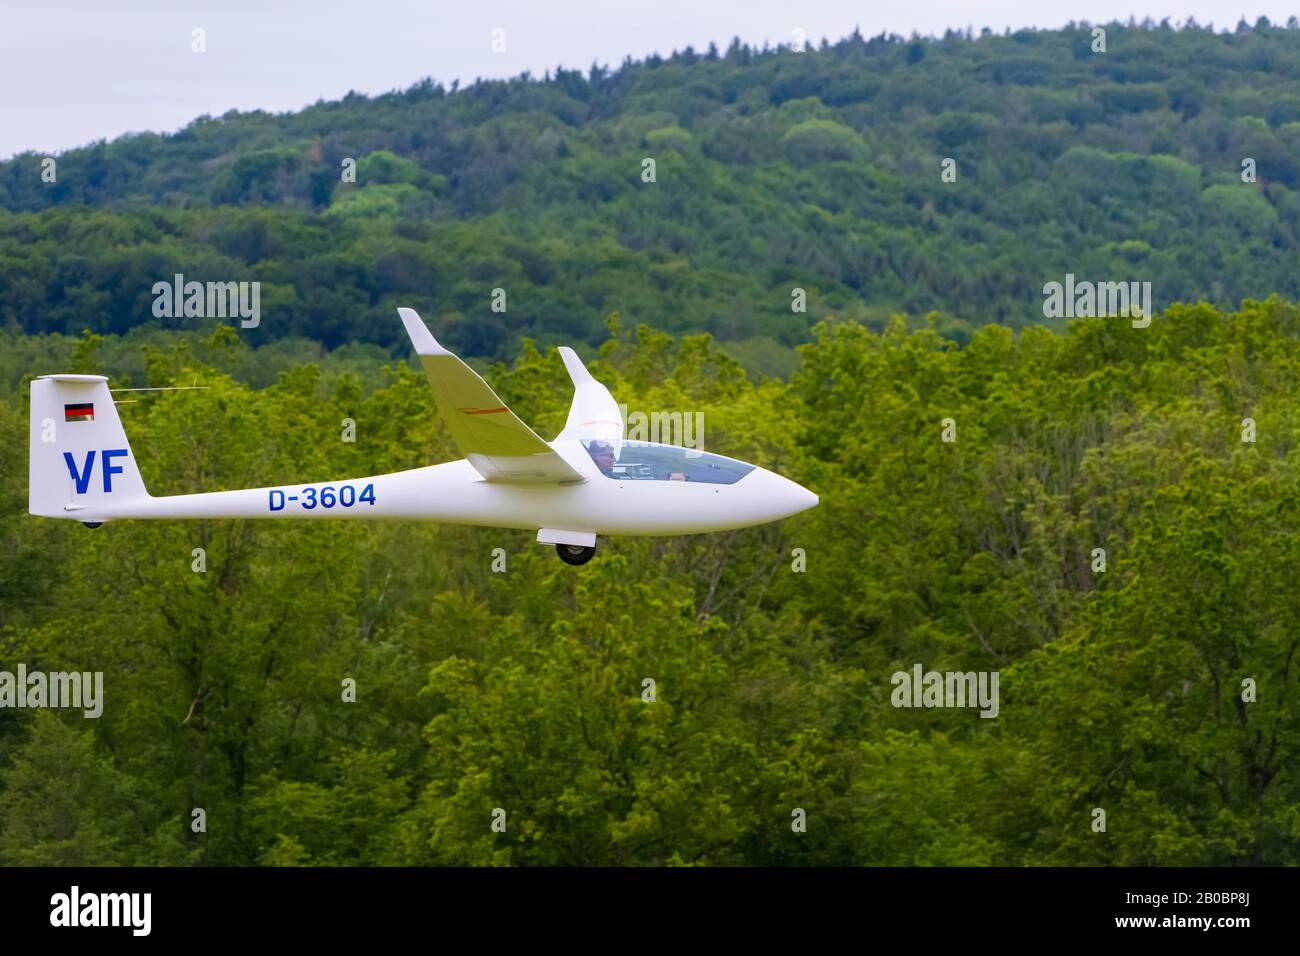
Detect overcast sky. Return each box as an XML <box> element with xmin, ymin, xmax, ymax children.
<box><xmin>2</xmin><ymin>1</ymin><xmax>1294</xmax><ymax>159</ymax></box>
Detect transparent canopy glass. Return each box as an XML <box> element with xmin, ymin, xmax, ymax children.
<box><xmin>582</xmin><ymin>440</ymin><xmax>756</xmax><ymax>485</ymax></box>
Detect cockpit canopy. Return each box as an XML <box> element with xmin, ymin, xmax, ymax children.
<box><xmin>583</xmin><ymin>439</ymin><xmax>756</xmax><ymax>485</ymax></box>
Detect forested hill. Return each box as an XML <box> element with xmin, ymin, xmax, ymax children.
<box><xmin>2</xmin><ymin>300</ymin><xmax>1298</xmax><ymax>865</ymax></box>
<box><xmin>4</xmin><ymin>19</ymin><xmax>1300</xmax><ymax>373</ymax></box>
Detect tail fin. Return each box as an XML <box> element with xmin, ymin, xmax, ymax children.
<box><xmin>29</xmin><ymin>375</ymin><xmax>150</xmax><ymax>520</ymax></box>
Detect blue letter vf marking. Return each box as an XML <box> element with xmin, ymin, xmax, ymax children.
<box><xmin>63</xmin><ymin>450</ymin><xmax>95</xmax><ymax>494</ymax></box>
<box><xmin>63</xmin><ymin>449</ymin><xmax>129</xmax><ymax>494</ymax></box>
<box><xmin>101</xmin><ymin>449</ymin><xmax>127</xmax><ymax>491</ymax></box>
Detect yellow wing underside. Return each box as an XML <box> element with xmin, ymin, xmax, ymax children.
<box><xmin>400</xmin><ymin>309</ymin><xmax>584</xmax><ymax>483</ymax></box>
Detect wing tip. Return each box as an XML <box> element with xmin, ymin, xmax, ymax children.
<box><xmin>557</xmin><ymin>346</ymin><xmax>595</xmax><ymax>384</ymax></box>
<box><xmin>398</xmin><ymin>307</ymin><xmax>451</xmax><ymax>356</ymax></box>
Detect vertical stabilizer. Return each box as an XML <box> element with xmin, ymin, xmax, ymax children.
<box><xmin>29</xmin><ymin>375</ymin><xmax>149</xmax><ymax>520</ymax></box>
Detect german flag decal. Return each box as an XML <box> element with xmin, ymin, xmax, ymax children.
<box><xmin>64</xmin><ymin>402</ymin><xmax>94</xmax><ymax>422</ymax></box>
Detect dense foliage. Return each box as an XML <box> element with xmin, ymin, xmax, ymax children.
<box><xmin>5</xmin><ymin>20</ymin><xmax>1300</xmax><ymax>376</ymax></box>
<box><xmin>1</xmin><ymin>299</ymin><xmax>1297</xmax><ymax>865</ymax></box>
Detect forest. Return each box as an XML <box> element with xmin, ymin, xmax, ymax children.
<box><xmin>0</xmin><ymin>299</ymin><xmax>1297</xmax><ymax>865</ymax></box>
<box><xmin>4</xmin><ymin>20</ymin><xmax>1300</xmax><ymax>376</ymax></box>
<box><xmin>1</xmin><ymin>19</ymin><xmax>1298</xmax><ymax>866</ymax></box>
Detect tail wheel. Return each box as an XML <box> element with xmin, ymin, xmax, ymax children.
<box><xmin>556</xmin><ymin>543</ymin><xmax>596</xmax><ymax>566</ymax></box>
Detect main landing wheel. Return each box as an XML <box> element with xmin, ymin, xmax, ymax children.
<box><xmin>82</xmin><ymin>521</ymin><xmax>103</xmax><ymax>529</ymax></box>
<box><xmin>556</xmin><ymin>543</ymin><xmax>596</xmax><ymax>566</ymax></box>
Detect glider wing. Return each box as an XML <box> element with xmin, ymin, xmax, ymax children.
<box><xmin>398</xmin><ymin>308</ymin><xmax>584</xmax><ymax>483</ymax></box>
<box><xmin>554</xmin><ymin>346</ymin><xmax>624</xmax><ymax>443</ymax></box>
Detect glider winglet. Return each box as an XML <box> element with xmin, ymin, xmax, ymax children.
<box><xmin>398</xmin><ymin>307</ymin><xmax>452</xmax><ymax>356</ymax></box>
<box><xmin>558</xmin><ymin>346</ymin><xmax>595</xmax><ymax>384</ymax></box>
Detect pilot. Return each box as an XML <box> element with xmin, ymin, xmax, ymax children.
<box><xmin>588</xmin><ymin>441</ymin><xmax>618</xmax><ymax>477</ymax></box>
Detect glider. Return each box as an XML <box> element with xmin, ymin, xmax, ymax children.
<box><xmin>28</xmin><ymin>309</ymin><xmax>818</xmax><ymax>564</ymax></box>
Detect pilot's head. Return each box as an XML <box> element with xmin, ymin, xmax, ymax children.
<box><xmin>589</xmin><ymin>441</ymin><xmax>617</xmax><ymax>476</ymax></box>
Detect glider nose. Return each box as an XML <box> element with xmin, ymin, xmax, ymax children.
<box><xmin>785</xmin><ymin>476</ymin><xmax>819</xmax><ymax>516</ymax></box>
<box><xmin>750</xmin><ymin>468</ymin><xmax>818</xmax><ymax>520</ymax></box>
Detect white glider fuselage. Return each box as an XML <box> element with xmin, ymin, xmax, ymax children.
<box><xmin>59</xmin><ymin>439</ymin><xmax>814</xmax><ymax>536</ymax></box>
<box><xmin>29</xmin><ymin>308</ymin><xmax>818</xmax><ymax>559</ymax></box>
